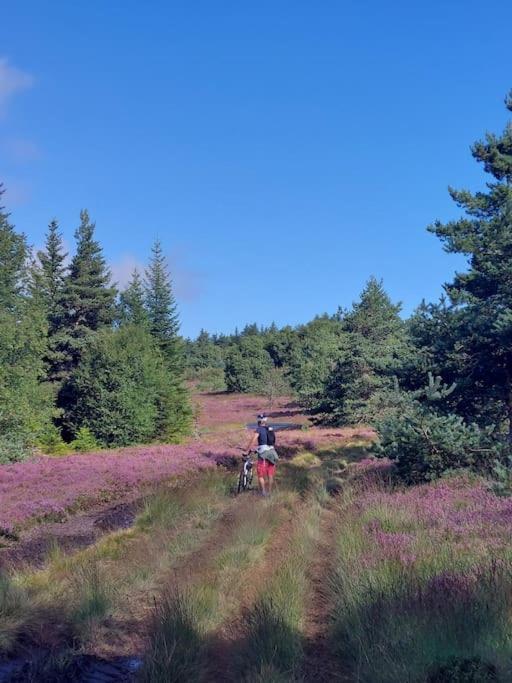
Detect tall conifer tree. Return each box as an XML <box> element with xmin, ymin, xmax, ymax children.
<box><xmin>0</xmin><ymin>184</ymin><xmax>28</xmax><ymax>310</ymax></box>
<box><xmin>119</xmin><ymin>268</ymin><xmax>148</xmax><ymax>327</ymax></box>
<box><xmin>37</xmin><ymin>220</ymin><xmax>67</xmax><ymax>332</ymax></box>
<box><xmin>0</xmin><ymin>186</ymin><xmax>53</xmax><ymax>458</ymax></box>
<box><xmin>62</xmin><ymin>210</ymin><xmax>116</xmax><ymax>367</ymax></box>
<box><xmin>317</xmin><ymin>277</ymin><xmax>409</xmax><ymax>424</ymax></box>
<box><xmin>145</xmin><ymin>240</ymin><xmax>180</xmax><ymax>360</ymax></box>
<box><xmin>428</xmin><ymin>91</ymin><xmax>512</xmax><ymax>438</ymax></box>
<box><xmin>36</xmin><ymin>220</ymin><xmax>69</xmax><ymax>383</ymax></box>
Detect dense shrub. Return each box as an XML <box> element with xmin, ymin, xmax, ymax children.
<box><xmin>0</xmin><ymin>435</ymin><xmax>30</xmax><ymax>464</ymax></box>
<box><xmin>224</xmin><ymin>336</ymin><xmax>274</xmax><ymax>393</ymax></box>
<box><xmin>61</xmin><ymin>325</ymin><xmax>191</xmax><ymax>447</ymax></box>
<box><xmin>374</xmin><ymin>378</ymin><xmax>505</xmax><ymax>483</ymax></box>
<box><xmin>189</xmin><ymin>366</ymin><xmax>226</xmax><ymax>392</ymax></box>
<box><xmin>375</xmin><ymin>407</ymin><xmax>501</xmax><ymax>484</ymax></box>
<box><xmin>71</xmin><ymin>427</ymin><xmax>100</xmax><ymax>452</ymax></box>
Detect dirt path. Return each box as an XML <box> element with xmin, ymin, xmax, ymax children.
<box><xmin>0</xmin><ymin>472</ymin><xmax>209</xmax><ymax>571</ymax></box>
<box><xmin>201</xmin><ymin>496</ymin><xmax>305</xmax><ymax>682</ymax></box>
<box><xmin>301</xmin><ymin>503</ymin><xmax>344</xmax><ymax>682</ymax></box>
<box><xmin>91</xmin><ymin>490</ymin><xmax>262</xmax><ymax>661</ymax></box>
<box><xmin>0</xmin><ymin>497</ymin><xmax>142</xmax><ymax>571</ymax></box>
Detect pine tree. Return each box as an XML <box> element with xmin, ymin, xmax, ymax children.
<box><xmin>62</xmin><ymin>209</ymin><xmax>117</xmax><ymax>367</ymax></box>
<box><xmin>0</xmin><ymin>188</ymin><xmax>54</xmax><ymax>460</ymax></box>
<box><xmin>37</xmin><ymin>219</ymin><xmax>67</xmax><ymax>333</ymax></box>
<box><xmin>0</xmin><ymin>184</ymin><xmax>28</xmax><ymax>310</ymax></box>
<box><xmin>428</xmin><ymin>91</ymin><xmax>512</xmax><ymax>439</ymax></box>
<box><xmin>119</xmin><ymin>268</ymin><xmax>148</xmax><ymax>327</ymax></box>
<box><xmin>316</xmin><ymin>278</ymin><xmax>410</xmax><ymax>424</ymax></box>
<box><xmin>344</xmin><ymin>276</ymin><xmax>403</xmax><ymax>340</ymax></box>
<box><xmin>35</xmin><ymin>220</ymin><xmax>69</xmax><ymax>384</ymax></box>
<box><xmin>145</xmin><ymin>240</ymin><xmax>180</xmax><ymax>359</ymax></box>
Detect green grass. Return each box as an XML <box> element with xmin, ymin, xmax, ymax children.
<box><xmin>327</xmin><ymin>492</ymin><xmax>512</xmax><ymax>682</ymax></box>
<box><xmin>233</xmin><ymin>500</ymin><xmax>322</xmax><ymax>682</ymax></box>
<box><xmin>139</xmin><ymin>590</ymin><xmax>203</xmax><ymax>683</ymax></box>
<box><xmin>0</xmin><ymin>572</ymin><xmax>35</xmax><ymax>654</ymax></box>
<box><xmin>0</xmin><ymin>471</ymin><xmax>233</xmax><ymax>657</ymax></box>
<box><xmin>141</xmin><ymin>495</ymin><xmax>287</xmax><ymax>682</ymax></box>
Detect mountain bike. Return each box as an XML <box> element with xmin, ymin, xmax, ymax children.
<box><xmin>237</xmin><ymin>453</ymin><xmax>254</xmax><ymax>493</ymax></box>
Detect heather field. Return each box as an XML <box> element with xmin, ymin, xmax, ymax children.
<box><xmin>0</xmin><ymin>393</ymin><xmax>354</xmax><ymax>535</ymax></box>
<box><xmin>1</xmin><ymin>393</ymin><xmax>512</xmax><ymax>682</ymax></box>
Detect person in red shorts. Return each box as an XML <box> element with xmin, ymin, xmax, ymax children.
<box><xmin>246</xmin><ymin>414</ymin><xmax>278</xmax><ymax>496</ymax></box>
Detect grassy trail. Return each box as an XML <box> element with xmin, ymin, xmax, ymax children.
<box><xmin>300</xmin><ymin>504</ymin><xmax>345</xmax><ymax>682</ymax></box>
<box><xmin>200</xmin><ymin>494</ymin><xmax>307</xmax><ymax>682</ymax></box>
<box><xmin>0</xmin><ymin>393</ymin><xmax>374</xmax><ymax>682</ymax></box>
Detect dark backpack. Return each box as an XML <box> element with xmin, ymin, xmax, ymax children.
<box><xmin>266</xmin><ymin>426</ymin><xmax>276</xmax><ymax>447</ymax></box>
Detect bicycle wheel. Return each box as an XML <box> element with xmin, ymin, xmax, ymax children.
<box><xmin>237</xmin><ymin>471</ymin><xmax>246</xmax><ymax>494</ymax></box>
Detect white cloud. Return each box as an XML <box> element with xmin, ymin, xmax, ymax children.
<box><xmin>110</xmin><ymin>250</ymin><xmax>204</xmax><ymax>302</ymax></box>
<box><xmin>2</xmin><ymin>178</ymin><xmax>32</xmax><ymax>206</ymax></box>
<box><xmin>168</xmin><ymin>248</ymin><xmax>204</xmax><ymax>303</ymax></box>
<box><xmin>2</xmin><ymin>137</ymin><xmax>41</xmax><ymax>163</ymax></box>
<box><xmin>0</xmin><ymin>58</ymin><xmax>34</xmax><ymax>117</ymax></box>
<box><xmin>110</xmin><ymin>254</ymin><xmax>143</xmax><ymax>288</ymax></box>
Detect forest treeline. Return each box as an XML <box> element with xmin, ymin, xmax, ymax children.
<box><xmin>1</xmin><ymin>91</ymin><xmax>511</xmax><ymax>482</ymax></box>
<box><xmin>0</xmin><ymin>202</ymin><xmax>191</xmax><ymax>462</ymax></box>
<box><xmin>186</xmin><ymin>92</ymin><xmax>512</xmax><ymax>483</ymax></box>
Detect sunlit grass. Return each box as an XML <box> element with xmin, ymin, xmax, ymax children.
<box><xmin>0</xmin><ymin>471</ymin><xmax>233</xmax><ymax>657</ymax></box>
<box><xmin>327</xmin><ymin>475</ymin><xmax>512</xmax><ymax>682</ymax></box>
<box><xmin>233</xmin><ymin>499</ymin><xmax>323</xmax><ymax>681</ymax></box>
<box><xmin>141</xmin><ymin>497</ymin><xmax>285</xmax><ymax>680</ymax></box>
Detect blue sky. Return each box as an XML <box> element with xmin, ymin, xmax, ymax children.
<box><xmin>1</xmin><ymin>1</ymin><xmax>511</xmax><ymax>338</ymax></box>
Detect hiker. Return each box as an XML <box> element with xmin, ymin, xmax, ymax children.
<box><xmin>246</xmin><ymin>414</ymin><xmax>278</xmax><ymax>496</ymax></box>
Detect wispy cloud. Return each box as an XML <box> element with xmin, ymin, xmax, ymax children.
<box><xmin>2</xmin><ymin>137</ymin><xmax>41</xmax><ymax>163</ymax></box>
<box><xmin>110</xmin><ymin>254</ymin><xmax>143</xmax><ymax>288</ymax></box>
<box><xmin>2</xmin><ymin>178</ymin><xmax>32</xmax><ymax>206</ymax></box>
<box><xmin>0</xmin><ymin>58</ymin><xmax>34</xmax><ymax>117</ymax></box>
<box><xmin>168</xmin><ymin>247</ymin><xmax>204</xmax><ymax>303</ymax></box>
<box><xmin>110</xmin><ymin>250</ymin><xmax>204</xmax><ymax>302</ymax></box>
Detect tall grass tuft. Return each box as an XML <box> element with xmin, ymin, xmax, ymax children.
<box><xmin>327</xmin><ymin>473</ymin><xmax>512</xmax><ymax>682</ymax></box>
<box><xmin>234</xmin><ymin>501</ymin><xmax>321</xmax><ymax>681</ymax></box>
<box><xmin>71</xmin><ymin>560</ymin><xmax>114</xmax><ymax>636</ymax></box>
<box><xmin>0</xmin><ymin>572</ymin><xmax>33</xmax><ymax>654</ymax></box>
<box><xmin>140</xmin><ymin>590</ymin><xmax>203</xmax><ymax>683</ymax></box>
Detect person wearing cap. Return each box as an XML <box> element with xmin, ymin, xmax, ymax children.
<box><xmin>245</xmin><ymin>414</ymin><xmax>278</xmax><ymax>496</ymax></box>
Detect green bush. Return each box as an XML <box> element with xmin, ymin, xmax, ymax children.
<box><xmin>61</xmin><ymin>325</ymin><xmax>192</xmax><ymax>447</ymax></box>
<box><xmin>71</xmin><ymin>427</ymin><xmax>99</xmax><ymax>453</ymax></box>
<box><xmin>36</xmin><ymin>424</ymin><xmax>71</xmax><ymax>456</ymax></box>
<box><xmin>189</xmin><ymin>366</ymin><xmax>226</xmax><ymax>392</ymax></box>
<box><xmin>0</xmin><ymin>435</ymin><xmax>30</xmax><ymax>464</ymax></box>
<box><xmin>375</xmin><ymin>407</ymin><xmax>501</xmax><ymax>483</ymax></box>
<box><xmin>224</xmin><ymin>336</ymin><xmax>274</xmax><ymax>393</ymax></box>
<box><xmin>374</xmin><ymin>376</ymin><xmax>505</xmax><ymax>483</ymax></box>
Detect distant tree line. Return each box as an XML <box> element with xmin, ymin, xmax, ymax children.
<box><xmin>186</xmin><ymin>91</ymin><xmax>512</xmax><ymax>483</ymax></box>
<box><xmin>0</xmin><ymin>200</ymin><xmax>191</xmax><ymax>462</ymax></box>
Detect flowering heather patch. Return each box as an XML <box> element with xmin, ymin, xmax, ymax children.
<box><xmin>0</xmin><ymin>393</ymin><xmax>364</xmax><ymax>532</ymax></box>
<box><xmin>0</xmin><ymin>444</ymin><xmax>218</xmax><ymax>532</ymax></box>
<box><xmin>358</xmin><ymin>474</ymin><xmax>512</xmax><ymax>565</ymax></box>
<box><xmin>193</xmin><ymin>392</ymin><xmax>306</xmax><ymax>430</ymax></box>
<box><xmin>330</xmin><ymin>472</ymin><xmax>512</xmax><ymax>681</ymax></box>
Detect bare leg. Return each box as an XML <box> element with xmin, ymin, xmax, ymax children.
<box><xmin>258</xmin><ymin>476</ymin><xmax>266</xmax><ymax>496</ymax></box>
<box><xmin>267</xmin><ymin>474</ymin><xmax>274</xmax><ymax>495</ymax></box>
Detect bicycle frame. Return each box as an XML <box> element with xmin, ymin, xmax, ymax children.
<box><xmin>237</xmin><ymin>454</ymin><xmax>254</xmax><ymax>493</ymax></box>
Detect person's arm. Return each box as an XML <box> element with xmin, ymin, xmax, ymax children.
<box><xmin>246</xmin><ymin>431</ymin><xmax>258</xmax><ymax>453</ymax></box>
